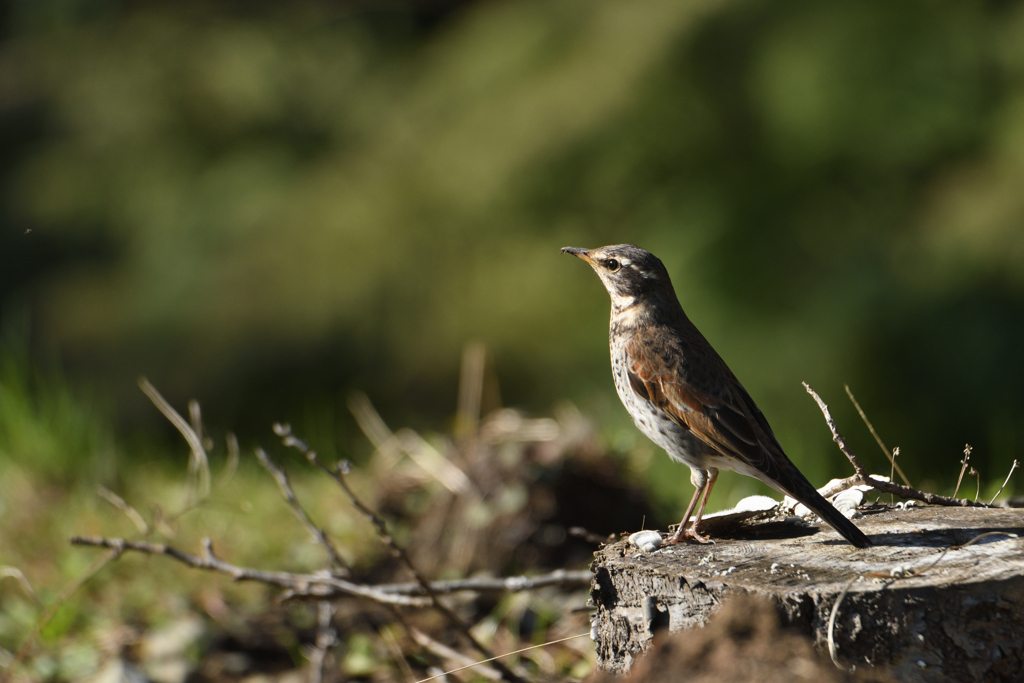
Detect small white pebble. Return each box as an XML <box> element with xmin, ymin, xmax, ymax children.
<box><xmin>917</xmin><ymin>661</ymin><xmax>927</xmax><ymax>668</ymax></box>
<box><xmin>734</xmin><ymin>495</ymin><xmax>779</xmax><ymax>512</ymax></box>
<box><xmin>770</xmin><ymin>563</ymin><xmax>781</xmax><ymax>574</ymax></box>
<box><xmin>628</xmin><ymin>530</ymin><xmax>664</xmax><ymax>553</ymax></box>
<box><xmin>722</xmin><ymin>566</ymin><xmax>737</xmax><ymax>575</ymax></box>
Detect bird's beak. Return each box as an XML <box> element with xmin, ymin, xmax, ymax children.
<box><xmin>561</xmin><ymin>246</ymin><xmax>594</xmax><ymax>264</ymax></box>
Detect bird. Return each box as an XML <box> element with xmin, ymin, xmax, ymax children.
<box><xmin>562</xmin><ymin>244</ymin><xmax>871</xmax><ymax>548</ymax></box>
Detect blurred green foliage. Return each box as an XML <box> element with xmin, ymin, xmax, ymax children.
<box><xmin>2</xmin><ymin>0</ymin><xmax>1024</xmax><ymax>499</ymax></box>
<box><xmin>0</xmin><ymin>317</ymin><xmax>116</xmax><ymax>480</ymax></box>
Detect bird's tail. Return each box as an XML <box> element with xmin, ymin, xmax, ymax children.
<box><xmin>775</xmin><ymin>466</ymin><xmax>872</xmax><ymax>548</ymax></box>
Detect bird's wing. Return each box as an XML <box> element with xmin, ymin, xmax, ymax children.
<box><xmin>625</xmin><ymin>334</ymin><xmax>783</xmax><ymax>479</ymax></box>
<box><xmin>625</xmin><ymin>330</ymin><xmax>873</xmax><ymax>548</ymax></box>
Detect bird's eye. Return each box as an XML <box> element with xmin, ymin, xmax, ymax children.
<box><xmin>606</xmin><ymin>259</ymin><xmax>621</xmax><ymax>272</ymax></box>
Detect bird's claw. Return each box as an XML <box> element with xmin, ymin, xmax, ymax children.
<box><xmin>664</xmin><ymin>525</ymin><xmax>715</xmax><ymax>546</ymax></box>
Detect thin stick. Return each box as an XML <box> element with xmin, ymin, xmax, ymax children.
<box><xmin>254</xmin><ymin>448</ymin><xmax>350</xmax><ymax>573</ymax></box>
<box><xmin>0</xmin><ymin>567</ymin><xmax>42</xmax><ymax>607</ymax></box>
<box><xmin>347</xmin><ymin>395</ymin><xmax>474</xmax><ymax>495</ymax></box>
<box><xmin>340</xmin><ymin>569</ymin><xmax>592</xmax><ymax>597</ymax></box>
<box><xmin>413</xmin><ymin>633</ymin><xmax>591</xmax><ymax>683</ymax></box>
<box><xmin>138</xmin><ymin>377</ymin><xmax>210</xmax><ymax>502</ymax></box>
<box><xmin>844</xmin><ymin>385</ymin><xmax>911</xmax><ymax>486</ymax></box>
<box><xmin>97</xmin><ymin>487</ymin><xmax>149</xmax><ymax>535</ymax></box>
<box><xmin>70</xmin><ymin>536</ymin><xmax>433</xmax><ymax>607</ymax></box>
<box><xmin>826</xmin><ymin>576</ymin><xmax>857</xmax><ymax>671</ymax></box>
<box><xmin>410</xmin><ymin>627</ymin><xmax>502</xmax><ymax>681</ymax></box>
<box><xmin>889</xmin><ymin>448</ymin><xmax>899</xmax><ymax>506</ymax></box>
<box><xmin>218</xmin><ymin>432</ymin><xmax>240</xmax><ymax>489</ymax></box>
<box><xmin>271</xmin><ymin>424</ymin><xmax>525</xmax><ymax>683</ymax></box>
<box><xmin>456</xmin><ymin>342</ymin><xmax>487</xmax><ymax>438</ymax></box>
<box><xmin>380</xmin><ymin>624</ymin><xmax>416</xmax><ymax>683</ymax></box>
<box><xmin>989</xmin><ymin>460</ymin><xmax>1019</xmax><ymax>505</ymax></box>
<box><xmin>307</xmin><ymin>601</ymin><xmax>337</xmax><ymax>683</ymax></box>
<box><xmin>803</xmin><ymin>383</ymin><xmax>991</xmax><ymax>508</ymax></box>
<box><xmin>953</xmin><ymin>445</ymin><xmax>972</xmax><ymax>499</ymax></box>
<box><xmin>802</xmin><ymin>383</ymin><xmax>867</xmax><ymax>475</ymax></box>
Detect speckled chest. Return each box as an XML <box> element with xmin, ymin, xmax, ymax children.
<box><xmin>609</xmin><ymin>336</ymin><xmax>706</xmax><ymax>468</ymax></box>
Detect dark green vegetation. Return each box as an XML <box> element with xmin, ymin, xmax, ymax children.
<box><xmin>4</xmin><ymin>0</ymin><xmax>1024</xmax><ymax>487</ymax></box>
<box><xmin>2</xmin><ymin>0</ymin><xmax>1024</xmax><ymax>679</ymax></box>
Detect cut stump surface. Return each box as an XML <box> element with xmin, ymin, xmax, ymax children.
<box><xmin>589</xmin><ymin>505</ymin><xmax>1024</xmax><ymax>682</ymax></box>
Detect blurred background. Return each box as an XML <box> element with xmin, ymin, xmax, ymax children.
<box><xmin>4</xmin><ymin>0</ymin><xmax>1024</xmax><ymax>679</ymax></box>
<box><xmin>4</xmin><ymin>0</ymin><xmax>1024</xmax><ymax>507</ymax></box>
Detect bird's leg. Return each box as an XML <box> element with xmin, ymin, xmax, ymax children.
<box><xmin>685</xmin><ymin>468</ymin><xmax>719</xmax><ymax>543</ymax></box>
<box><xmin>665</xmin><ymin>468</ymin><xmax>715</xmax><ymax>545</ymax></box>
<box><xmin>665</xmin><ymin>487</ymin><xmax>703</xmax><ymax>545</ymax></box>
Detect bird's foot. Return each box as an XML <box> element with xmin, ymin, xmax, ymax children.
<box><xmin>664</xmin><ymin>525</ymin><xmax>715</xmax><ymax>545</ymax></box>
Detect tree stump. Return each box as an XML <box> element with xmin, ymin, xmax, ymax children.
<box><xmin>589</xmin><ymin>505</ymin><xmax>1024</xmax><ymax>682</ymax></box>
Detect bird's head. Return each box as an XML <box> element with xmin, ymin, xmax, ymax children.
<box><xmin>561</xmin><ymin>244</ymin><xmax>673</xmax><ymax>312</ymax></box>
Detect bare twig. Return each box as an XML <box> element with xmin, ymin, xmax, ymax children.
<box><xmin>346</xmin><ymin>395</ymin><xmax>475</xmax><ymax>495</ymax></box>
<box><xmin>971</xmin><ymin>467</ymin><xmax>981</xmax><ymax>503</ymax></box>
<box><xmin>272</xmin><ymin>423</ymin><xmax>525</xmax><ymax>683</ymax></box>
<box><xmin>844</xmin><ymin>385</ymin><xmax>911</xmax><ymax>486</ymax></box>
<box><xmin>280</xmin><ymin>569</ymin><xmax>591</xmax><ymax>601</ymax></box>
<box><xmin>802</xmin><ymin>382</ymin><xmax>868</xmax><ymax>475</ymax></box>
<box><xmin>826</xmin><ymin>576</ymin><xmax>857</xmax><ymax>671</ymax></box>
<box><xmin>254</xmin><ymin>447</ymin><xmax>350</xmax><ymax>574</ymax></box>
<box><xmin>410</xmin><ymin>626</ymin><xmax>503</xmax><ymax>680</ymax></box>
<box><xmin>359</xmin><ymin>569</ymin><xmax>592</xmax><ymax>597</ymax></box>
<box><xmin>954</xmin><ymin>444</ymin><xmax>972</xmax><ymax>499</ymax></box>
<box><xmin>218</xmin><ymin>432</ymin><xmax>240</xmax><ymax>489</ymax></box>
<box><xmin>380</xmin><ymin>624</ymin><xmax>415</xmax><ymax>683</ymax></box>
<box><xmin>456</xmin><ymin>342</ymin><xmax>487</xmax><ymax>438</ymax></box>
<box><xmin>70</xmin><ymin>536</ymin><xmax>433</xmax><ymax>607</ymax></box>
<box><xmin>412</xmin><ymin>632</ymin><xmax>591</xmax><ymax>683</ymax></box>
<box><xmin>138</xmin><ymin>377</ymin><xmax>210</xmax><ymax>503</ymax></box>
<box><xmin>803</xmin><ymin>383</ymin><xmax>991</xmax><ymax>508</ymax></box>
<box><xmin>990</xmin><ymin>460</ymin><xmax>1019</xmax><ymax>505</ymax></box>
<box><xmin>821</xmin><ymin>473</ymin><xmax>991</xmax><ymax>508</ymax></box>
<box><xmin>0</xmin><ymin>567</ymin><xmax>42</xmax><ymax>607</ymax></box>
<box><xmin>97</xmin><ymin>487</ymin><xmax>149</xmax><ymax>535</ymax></box>
<box><xmin>307</xmin><ymin>601</ymin><xmax>337</xmax><ymax>683</ymax></box>
<box><xmin>72</xmin><ymin>533</ymin><xmax>588</xmax><ymax>603</ymax></box>
<box><xmin>188</xmin><ymin>400</ymin><xmax>210</xmax><ymax>453</ymax></box>
<box><xmin>889</xmin><ymin>447</ymin><xmax>900</xmax><ymax>505</ymax></box>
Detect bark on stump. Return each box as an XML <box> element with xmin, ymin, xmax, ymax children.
<box><xmin>589</xmin><ymin>505</ymin><xmax>1024</xmax><ymax>682</ymax></box>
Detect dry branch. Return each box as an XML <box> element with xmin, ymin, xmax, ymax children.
<box><xmin>65</xmin><ymin>377</ymin><xmax>594</xmax><ymax>683</ymax></box>
<box><xmin>803</xmin><ymin>382</ymin><xmax>991</xmax><ymax>508</ymax></box>
<box><xmin>69</xmin><ymin>536</ymin><xmax>434</xmax><ymax>606</ymax></box>
<box><xmin>138</xmin><ymin>377</ymin><xmax>210</xmax><ymax>501</ymax></box>
<box><xmin>272</xmin><ymin>422</ymin><xmax>526</xmax><ymax>682</ymax></box>
<box><xmin>843</xmin><ymin>384</ymin><xmax>911</xmax><ymax>486</ymax></box>
<box><xmin>254</xmin><ymin>447</ymin><xmax>350</xmax><ymax>573</ymax></box>
<box><xmin>307</xmin><ymin>601</ymin><xmax>338</xmax><ymax>683</ymax></box>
